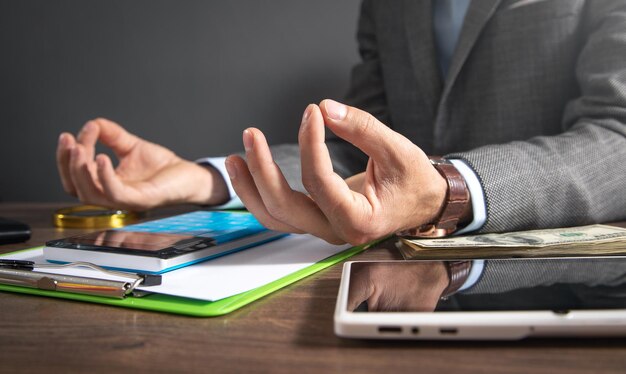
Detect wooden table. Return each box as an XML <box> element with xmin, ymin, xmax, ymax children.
<box><xmin>1</xmin><ymin>202</ymin><xmax>625</xmax><ymax>373</ymax></box>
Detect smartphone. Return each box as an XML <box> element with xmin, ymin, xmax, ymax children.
<box><xmin>43</xmin><ymin>211</ymin><xmax>286</xmax><ymax>273</ymax></box>
<box><xmin>0</xmin><ymin>217</ymin><xmax>31</xmax><ymax>244</ymax></box>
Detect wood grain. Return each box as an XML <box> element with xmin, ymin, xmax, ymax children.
<box><xmin>1</xmin><ymin>203</ymin><xmax>625</xmax><ymax>373</ymax></box>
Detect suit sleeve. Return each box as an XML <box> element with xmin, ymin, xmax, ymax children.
<box><xmin>448</xmin><ymin>2</ymin><xmax>626</xmax><ymax>233</ymax></box>
<box><xmin>464</xmin><ymin>259</ymin><xmax>626</xmax><ymax>295</ymax></box>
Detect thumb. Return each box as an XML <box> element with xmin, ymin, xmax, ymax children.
<box><xmin>319</xmin><ymin>99</ymin><xmax>412</xmax><ymax>163</ymax></box>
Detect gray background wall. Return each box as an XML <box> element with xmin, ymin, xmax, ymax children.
<box><xmin>0</xmin><ymin>0</ymin><xmax>361</xmax><ymax>202</ymax></box>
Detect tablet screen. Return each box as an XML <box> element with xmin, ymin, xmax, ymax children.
<box><xmin>347</xmin><ymin>259</ymin><xmax>626</xmax><ymax>313</ymax></box>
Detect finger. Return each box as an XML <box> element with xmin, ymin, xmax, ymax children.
<box><xmin>91</xmin><ymin>118</ymin><xmax>139</xmax><ymax>157</ymax></box>
<box><xmin>56</xmin><ymin>132</ymin><xmax>77</xmax><ymax>196</ymax></box>
<box><xmin>76</xmin><ymin>120</ymin><xmax>100</xmax><ymax>160</ymax></box>
<box><xmin>345</xmin><ymin>173</ymin><xmax>365</xmax><ymax>191</ymax></box>
<box><xmin>299</xmin><ymin>104</ymin><xmax>356</xmax><ymax>202</ymax></box>
<box><xmin>69</xmin><ymin>145</ymin><xmax>109</xmax><ymax>206</ymax></box>
<box><xmin>105</xmin><ymin>230</ymin><xmax>129</xmax><ymax>246</ymax></box>
<box><xmin>94</xmin><ymin>231</ymin><xmax>106</xmax><ymax>246</ymax></box>
<box><xmin>319</xmin><ymin>99</ymin><xmax>412</xmax><ymax>165</ymax></box>
<box><xmin>95</xmin><ymin>154</ymin><xmax>160</xmax><ymax>211</ymax></box>
<box><xmin>241</xmin><ymin>127</ymin><xmax>345</xmax><ymax>243</ymax></box>
<box><xmin>347</xmin><ymin>266</ymin><xmax>374</xmax><ymax>311</ymax></box>
<box><xmin>226</xmin><ymin>154</ymin><xmax>305</xmax><ymax>234</ymax></box>
<box><xmin>95</xmin><ymin>154</ymin><xmax>131</xmax><ymax>206</ymax></box>
<box><xmin>299</xmin><ymin>104</ymin><xmax>373</xmax><ymax>242</ymax></box>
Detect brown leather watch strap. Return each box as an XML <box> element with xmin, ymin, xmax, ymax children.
<box><xmin>398</xmin><ymin>157</ymin><xmax>470</xmax><ymax>238</ymax></box>
<box><xmin>441</xmin><ymin>260</ymin><xmax>472</xmax><ymax>298</ymax></box>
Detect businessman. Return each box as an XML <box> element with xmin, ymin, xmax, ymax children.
<box><xmin>56</xmin><ymin>0</ymin><xmax>626</xmax><ymax>246</ymax></box>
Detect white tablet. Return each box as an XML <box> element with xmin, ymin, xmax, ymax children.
<box><xmin>335</xmin><ymin>258</ymin><xmax>626</xmax><ymax>340</ymax></box>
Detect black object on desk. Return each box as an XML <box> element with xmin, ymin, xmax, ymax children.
<box><xmin>0</xmin><ymin>217</ymin><xmax>31</xmax><ymax>244</ymax></box>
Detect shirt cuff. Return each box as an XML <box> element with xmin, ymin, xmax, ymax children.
<box><xmin>458</xmin><ymin>260</ymin><xmax>484</xmax><ymax>292</ymax></box>
<box><xmin>449</xmin><ymin>159</ymin><xmax>486</xmax><ymax>235</ymax></box>
<box><xmin>195</xmin><ymin>156</ymin><xmax>244</xmax><ymax>210</ymax></box>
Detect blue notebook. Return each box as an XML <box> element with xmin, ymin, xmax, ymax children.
<box><xmin>42</xmin><ymin>211</ymin><xmax>286</xmax><ymax>273</ymax></box>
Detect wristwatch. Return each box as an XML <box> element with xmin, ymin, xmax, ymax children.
<box><xmin>398</xmin><ymin>157</ymin><xmax>470</xmax><ymax>238</ymax></box>
<box><xmin>441</xmin><ymin>260</ymin><xmax>472</xmax><ymax>299</ymax></box>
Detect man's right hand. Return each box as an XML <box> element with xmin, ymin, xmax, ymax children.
<box><xmin>347</xmin><ymin>261</ymin><xmax>449</xmax><ymax>312</ymax></box>
<box><xmin>56</xmin><ymin>118</ymin><xmax>229</xmax><ymax>211</ymax></box>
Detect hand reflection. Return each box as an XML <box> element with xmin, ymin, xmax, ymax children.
<box><xmin>347</xmin><ymin>262</ymin><xmax>450</xmax><ymax>312</ymax></box>
<box><xmin>93</xmin><ymin>230</ymin><xmax>190</xmax><ymax>250</ymax></box>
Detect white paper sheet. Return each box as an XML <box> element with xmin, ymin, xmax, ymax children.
<box><xmin>1</xmin><ymin>234</ymin><xmax>351</xmax><ymax>301</ymax></box>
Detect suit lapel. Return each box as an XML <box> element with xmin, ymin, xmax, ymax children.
<box><xmin>401</xmin><ymin>0</ymin><xmax>501</xmax><ymax>151</ymax></box>
<box><xmin>402</xmin><ymin>0</ymin><xmax>442</xmax><ymax>121</ymax></box>
<box><xmin>441</xmin><ymin>0</ymin><xmax>501</xmax><ymax>99</ymax></box>
<box><xmin>433</xmin><ymin>0</ymin><xmax>501</xmax><ymax>151</ymax></box>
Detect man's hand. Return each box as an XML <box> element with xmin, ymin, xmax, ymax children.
<box><xmin>56</xmin><ymin>118</ymin><xmax>229</xmax><ymax>210</ymax></box>
<box><xmin>225</xmin><ymin>99</ymin><xmax>448</xmax><ymax>245</ymax></box>
<box><xmin>347</xmin><ymin>262</ymin><xmax>450</xmax><ymax>312</ymax></box>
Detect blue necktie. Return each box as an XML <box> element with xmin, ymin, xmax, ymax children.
<box><xmin>433</xmin><ymin>0</ymin><xmax>471</xmax><ymax>77</ymax></box>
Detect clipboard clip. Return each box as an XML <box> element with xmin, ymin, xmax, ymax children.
<box><xmin>0</xmin><ymin>259</ymin><xmax>161</xmax><ymax>299</ymax></box>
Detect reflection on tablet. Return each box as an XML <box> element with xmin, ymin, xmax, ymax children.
<box><xmin>348</xmin><ymin>259</ymin><xmax>626</xmax><ymax>313</ymax></box>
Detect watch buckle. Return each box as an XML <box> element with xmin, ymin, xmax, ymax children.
<box><xmin>397</xmin><ymin>224</ymin><xmax>450</xmax><ymax>238</ymax></box>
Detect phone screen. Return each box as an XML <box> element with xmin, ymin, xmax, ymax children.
<box><xmin>44</xmin><ymin>211</ymin><xmax>272</xmax><ymax>258</ymax></box>
<box><xmin>45</xmin><ymin>230</ymin><xmax>216</xmax><ymax>258</ymax></box>
<box><xmin>61</xmin><ymin>230</ymin><xmax>198</xmax><ymax>251</ymax></box>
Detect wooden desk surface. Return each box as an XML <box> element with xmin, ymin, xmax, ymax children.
<box><xmin>1</xmin><ymin>202</ymin><xmax>625</xmax><ymax>373</ymax></box>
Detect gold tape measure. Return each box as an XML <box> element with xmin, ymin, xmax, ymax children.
<box><xmin>53</xmin><ymin>205</ymin><xmax>141</xmax><ymax>229</ymax></box>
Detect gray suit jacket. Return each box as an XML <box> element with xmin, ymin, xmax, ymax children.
<box><xmin>465</xmin><ymin>258</ymin><xmax>626</xmax><ymax>294</ymax></box>
<box><xmin>271</xmin><ymin>0</ymin><xmax>626</xmax><ymax>233</ymax></box>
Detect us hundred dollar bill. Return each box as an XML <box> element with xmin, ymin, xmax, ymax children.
<box><xmin>398</xmin><ymin>225</ymin><xmax>626</xmax><ymax>259</ymax></box>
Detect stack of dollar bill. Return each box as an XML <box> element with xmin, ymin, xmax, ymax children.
<box><xmin>397</xmin><ymin>224</ymin><xmax>626</xmax><ymax>260</ymax></box>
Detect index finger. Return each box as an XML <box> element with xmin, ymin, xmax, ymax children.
<box><xmin>56</xmin><ymin>132</ymin><xmax>77</xmax><ymax>196</ymax></box>
<box><xmin>298</xmin><ymin>105</ymin><xmax>374</xmax><ymax>244</ymax></box>
<box><xmin>347</xmin><ymin>265</ymin><xmax>374</xmax><ymax>311</ymax></box>
<box><xmin>76</xmin><ymin>120</ymin><xmax>100</xmax><ymax>160</ymax></box>
<box><xmin>319</xmin><ymin>99</ymin><xmax>412</xmax><ymax>166</ymax></box>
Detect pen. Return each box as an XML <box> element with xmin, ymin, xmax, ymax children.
<box><xmin>0</xmin><ymin>259</ymin><xmax>35</xmax><ymax>270</ymax></box>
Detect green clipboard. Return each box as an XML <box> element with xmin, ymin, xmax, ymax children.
<box><xmin>0</xmin><ymin>244</ymin><xmax>366</xmax><ymax>317</ymax></box>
